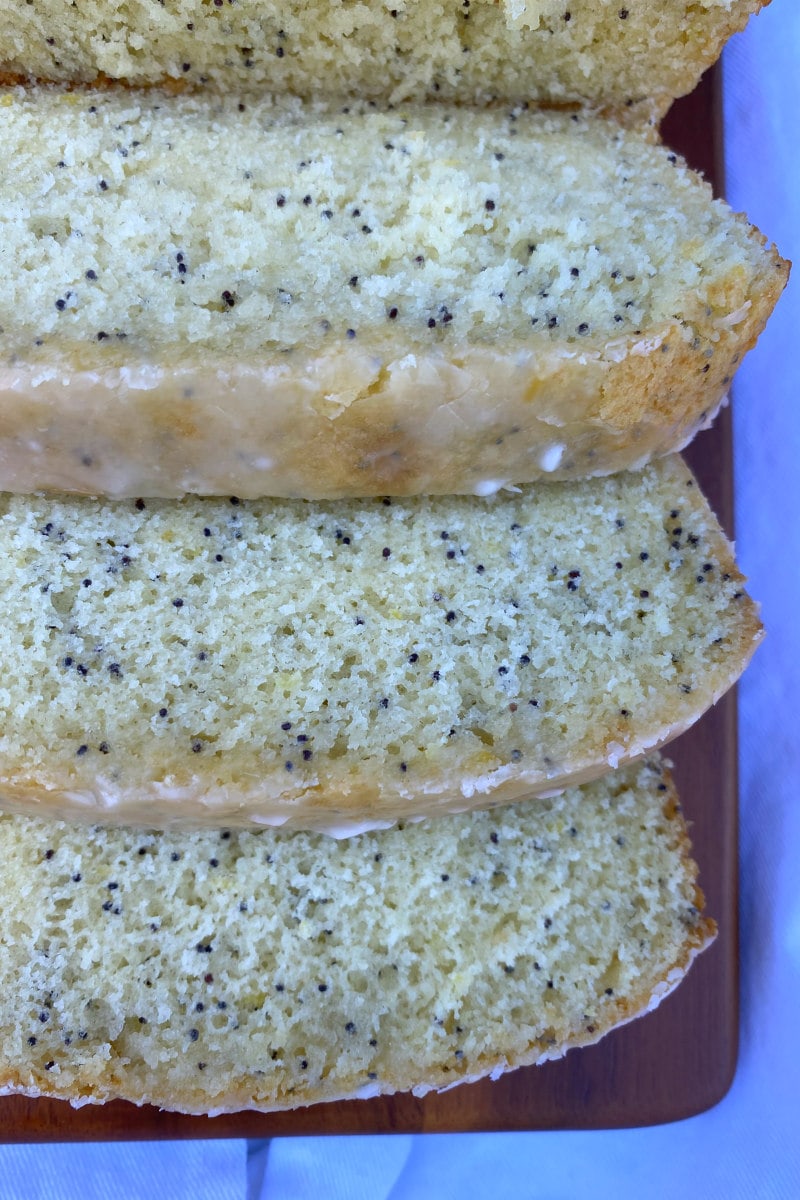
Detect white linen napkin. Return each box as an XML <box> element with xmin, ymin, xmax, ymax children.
<box><xmin>0</xmin><ymin>1139</ymin><xmax>246</xmax><ymax>1200</ymax></box>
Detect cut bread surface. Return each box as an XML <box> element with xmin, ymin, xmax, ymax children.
<box><xmin>0</xmin><ymin>456</ymin><xmax>761</xmax><ymax>832</ymax></box>
<box><xmin>0</xmin><ymin>758</ymin><xmax>715</xmax><ymax>1114</ymax></box>
<box><xmin>0</xmin><ymin>89</ymin><xmax>786</xmax><ymax>498</ymax></box>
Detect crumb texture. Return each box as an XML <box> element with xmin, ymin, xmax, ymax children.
<box><xmin>0</xmin><ymin>0</ymin><xmax>762</xmax><ymax>110</ymax></box>
<box><xmin>0</xmin><ymin>91</ymin><xmax>775</xmax><ymax>357</ymax></box>
<box><xmin>0</xmin><ymin>758</ymin><xmax>715</xmax><ymax>1113</ymax></box>
<box><xmin>0</xmin><ymin>457</ymin><xmax>761</xmax><ymax>830</ymax></box>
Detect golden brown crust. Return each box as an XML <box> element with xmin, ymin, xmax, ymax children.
<box><xmin>0</xmin><ymin>70</ymin><xmax>190</xmax><ymax>93</ymax></box>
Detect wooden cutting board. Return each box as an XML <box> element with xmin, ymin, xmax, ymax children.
<box><xmin>0</xmin><ymin>69</ymin><xmax>738</xmax><ymax>1140</ymax></box>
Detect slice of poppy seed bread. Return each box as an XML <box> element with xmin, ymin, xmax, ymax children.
<box><xmin>0</xmin><ymin>455</ymin><xmax>761</xmax><ymax>833</ymax></box>
<box><xmin>0</xmin><ymin>757</ymin><xmax>715</xmax><ymax>1115</ymax></box>
<box><xmin>0</xmin><ymin>89</ymin><xmax>786</xmax><ymax>500</ymax></box>
<box><xmin>0</xmin><ymin>0</ymin><xmax>764</xmax><ymax>116</ymax></box>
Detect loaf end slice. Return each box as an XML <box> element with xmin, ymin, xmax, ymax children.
<box><xmin>0</xmin><ymin>757</ymin><xmax>715</xmax><ymax>1114</ymax></box>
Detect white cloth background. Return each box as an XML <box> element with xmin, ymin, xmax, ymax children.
<box><xmin>1</xmin><ymin>3</ymin><xmax>797</xmax><ymax>1195</ymax></box>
